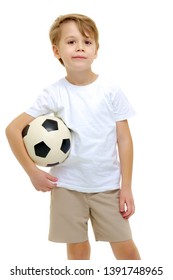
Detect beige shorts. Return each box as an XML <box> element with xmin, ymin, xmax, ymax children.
<box><xmin>48</xmin><ymin>187</ymin><xmax>132</xmax><ymax>243</ymax></box>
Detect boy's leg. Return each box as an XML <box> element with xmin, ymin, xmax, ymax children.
<box><xmin>110</xmin><ymin>239</ymin><xmax>141</xmax><ymax>260</ymax></box>
<box><xmin>67</xmin><ymin>240</ymin><xmax>91</xmax><ymax>260</ymax></box>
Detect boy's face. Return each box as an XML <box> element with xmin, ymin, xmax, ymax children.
<box><xmin>53</xmin><ymin>21</ymin><xmax>98</xmax><ymax>72</ymax></box>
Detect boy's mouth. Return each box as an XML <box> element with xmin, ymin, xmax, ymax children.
<box><xmin>72</xmin><ymin>56</ymin><xmax>87</xmax><ymax>59</ymax></box>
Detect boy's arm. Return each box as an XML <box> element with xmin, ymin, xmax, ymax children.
<box><xmin>116</xmin><ymin>120</ymin><xmax>135</xmax><ymax>219</ymax></box>
<box><xmin>6</xmin><ymin>113</ymin><xmax>58</xmax><ymax>192</ymax></box>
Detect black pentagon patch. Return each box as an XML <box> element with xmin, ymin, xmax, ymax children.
<box><xmin>42</xmin><ymin>119</ymin><xmax>58</xmax><ymax>132</ymax></box>
<box><xmin>22</xmin><ymin>124</ymin><xmax>30</xmax><ymax>138</ymax></box>
<box><xmin>60</xmin><ymin>138</ymin><xmax>70</xmax><ymax>154</ymax></box>
<box><xmin>47</xmin><ymin>162</ymin><xmax>59</xmax><ymax>167</ymax></box>
<box><xmin>34</xmin><ymin>141</ymin><xmax>51</xmax><ymax>158</ymax></box>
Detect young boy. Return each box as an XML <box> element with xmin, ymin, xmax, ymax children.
<box><xmin>6</xmin><ymin>14</ymin><xmax>141</xmax><ymax>260</ymax></box>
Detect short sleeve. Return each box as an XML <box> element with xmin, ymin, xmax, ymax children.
<box><xmin>110</xmin><ymin>87</ymin><xmax>136</xmax><ymax>121</ymax></box>
<box><xmin>25</xmin><ymin>89</ymin><xmax>56</xmax><ymax>117</ymax></box>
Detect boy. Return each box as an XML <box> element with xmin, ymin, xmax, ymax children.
<box><xmin>6</xmin><ymin>14</ymin><xmax>140</xmax><ymax>260</ymax></box>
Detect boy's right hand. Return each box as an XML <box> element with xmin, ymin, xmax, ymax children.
<box><xmin>29</xmin><ymin>169</ymin><xmax>58</xmax><ymax>192</ymax></box>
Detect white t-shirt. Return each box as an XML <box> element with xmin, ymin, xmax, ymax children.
<box><xmin>26</xmin><ymin>76</ymin><xmax>135</xmax><ymax>193</ymax></box>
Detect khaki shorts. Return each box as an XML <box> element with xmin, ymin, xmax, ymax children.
<box><xmin>48</xmin><ymin>187</ymin><xmax>132</xmax><ymax>243</ymax></box>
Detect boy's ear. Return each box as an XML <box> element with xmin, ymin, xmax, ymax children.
<box><xmin>94</xmin><ymin>49</ymin><xmax>98</xmax><ymax>58</ymax></box>
<box><xmin>94</xmin><ymin>44</ymin><xmax>99</xmax><ymax>59</ymax></box>
<box><xmin>52</xmin><ymin>45</ymin><xmax>61</xmax><ymax>59</ymax></box>
<box><xmin>93</xmin><ymin>49</ymin><xmax>98</xmax><ymax>60</ymax></box>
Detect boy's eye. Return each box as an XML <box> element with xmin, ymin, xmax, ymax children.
<box><xmin>67</xmin><ymin>40</ymin><xmax>92</xmax><ymax>45</ymax></box>
<box><xmin>85</xmin><ymin>40</ymin><xmax>92</xmax><ymax>45</ymax></box>
<box><xmin>67</xmin><ymin>40</ymin><xmax>76</xmax><ymax>44</ymax></box>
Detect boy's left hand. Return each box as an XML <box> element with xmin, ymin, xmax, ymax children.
<box><xmin>119</xmin><ymin>188</ymin><xmax>135</xmax><ymax>219</ymax></box>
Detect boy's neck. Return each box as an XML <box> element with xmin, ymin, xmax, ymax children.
<box><xmin>66</xmin><ymin>71</ymin><xmax>98</xmax><ymax>86</ymax></box>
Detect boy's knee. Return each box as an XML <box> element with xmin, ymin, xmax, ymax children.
<box><xmin>67</xmin><ymin>241</ymin><xmax>90</xmax><ymax>260</ymax></box>
<box><xmin>110</xmin><ymin>240</ymin><xmax>141</xmax><ymax>260</ymax></box>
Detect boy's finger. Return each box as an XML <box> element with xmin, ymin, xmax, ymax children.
<box><xmin>119</xmin><ymin>199</ymin><xmax>125</xmax><ymax>213</ymax></box>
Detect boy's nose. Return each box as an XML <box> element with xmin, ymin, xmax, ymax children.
<box><xmin>76</xmin><ymin>42</ymin><xmax>85</xmax><ymax>52</ymax></box>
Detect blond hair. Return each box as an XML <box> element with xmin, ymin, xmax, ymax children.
<box><xmin>49</xmin><ymin>13</ymin><xmax>99</xmax><ymax>65</ymax></box>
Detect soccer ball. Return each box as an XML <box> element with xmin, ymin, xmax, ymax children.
<box><xmin>22</xmin><ymin>116</ymin><xmax>71</xmax><ymax>167</ymax></box>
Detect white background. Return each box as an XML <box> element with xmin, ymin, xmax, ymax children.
<box><xmin>0</xmin><ymin>0</ymin><xmax>173</xmax><ymax>277</ymax></box>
